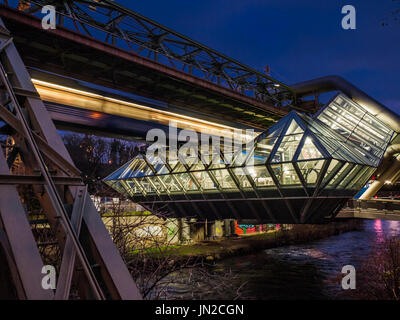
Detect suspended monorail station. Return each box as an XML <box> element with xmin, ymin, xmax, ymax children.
<box><xmin>105</xmin><ymin>94</ymin><xmax>394</xmax><ymax>223</ymax></box>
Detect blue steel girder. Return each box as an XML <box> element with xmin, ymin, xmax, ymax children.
<box><xmin>4</xmin><ymin>0</ymin><xmax>296</xmax><ymax>108</ymax></box>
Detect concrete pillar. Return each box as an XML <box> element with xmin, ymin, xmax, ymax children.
<box><xmin>360</xmin><ymin>154</ymin><xmax>400</xmax><ymax>200</ymax></box>
<box><xmin>166</xmin><ymin>218</ymin><xmax>179</xmax><ymax>244</ymax></box>
<box><xmin>208</xmin><ymin>221</ymin><xmax>216</xmax><ymax>239</ymax></box>
<box><xmin>223</xmin><ymin>219</ymin><xmax>231</xmax><ymax>237</ymax></box>
<box><xmin>230</xmin><ymin>220</ymin><xmax>236</xmax><ymax>236</ymax></box>
<box><xmin>179</xmin><ymin>218</ymin><xmax>191</xmax><ymax>243</ymax></box>
<box><xmin>214</xmin><ymin>220</ymin><xmax>223</xmax><ymax>238</ymax></box>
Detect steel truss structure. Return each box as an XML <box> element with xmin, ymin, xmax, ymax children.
<box><xmin>105</xmin><ymin>94</ymin><xmax>394</xmax><ymax>224</ymax></box>
<box><xmin>0</xmin><ymin>19</ymin><xmax>140</xmax><ymax>299</ymax></box>
<box><xmin>3</xmin><ymin>0</ymin><xmax>295</xmax><ymax>107</ymax></box>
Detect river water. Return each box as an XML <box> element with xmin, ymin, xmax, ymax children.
<box><xmin>165</xmin><ymin>219</ymin><xmax>400</xmax><ymax>300</ymax></box>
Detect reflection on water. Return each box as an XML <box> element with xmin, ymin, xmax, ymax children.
<box><xmin>374</xmin><ymin>219</ymin><xmax>384</xmax><ymax>243</ymax></box>
<box><xmin>168</xmin><ymin>219</ymin><xmax>400</xmax><ymax>300</ymax></box>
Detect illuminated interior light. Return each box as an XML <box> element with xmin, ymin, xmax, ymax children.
<box><xmin>248</xmin><ymin>168</ymin><xmax>257</xmax><ymax>177</ymax></box>
<box><xmin>283</xmin><ymin>167</ymin><xmax>290</xmax><ymax>174</ymax></box>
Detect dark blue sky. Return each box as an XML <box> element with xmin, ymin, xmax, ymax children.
<box><xmin>119</xmin><ymin>0</ymin><xmax>400</xmax><ymax>112</ymax></box>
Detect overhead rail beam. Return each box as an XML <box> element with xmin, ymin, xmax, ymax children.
<box><xmin>2</xmin><ymin>0</ymin><xmax>296</xmax><ymax>108</ymax></box>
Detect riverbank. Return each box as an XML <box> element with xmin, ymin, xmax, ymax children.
<box><xmin>167</xmin><ymin>219</ymin><xmax>363</xmax><ymax>262</ymax></box>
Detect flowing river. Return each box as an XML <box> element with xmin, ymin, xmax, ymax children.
<box><xmin>165</xmin><ymin>219</ymin><xmax>400</xmax><ymax>300</ymax></box>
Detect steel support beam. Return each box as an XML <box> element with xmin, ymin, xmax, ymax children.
<box><xmin>0</xmin><ymin>19</ymin><xmax>141</xmax><ymax>300</ymax></box>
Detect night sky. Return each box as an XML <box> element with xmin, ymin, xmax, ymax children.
<box><xmin>118</xmin><ymin>0</ymin><xmax>400</xmax><ymax>113</ymax></box>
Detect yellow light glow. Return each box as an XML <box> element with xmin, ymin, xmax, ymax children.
<box><xmin>32</xmin><ymin>79</ymin><xmax>258</xmax><ymax>142</ymax></box>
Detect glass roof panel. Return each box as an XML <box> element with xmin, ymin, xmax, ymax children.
<box><xmin>337</xmin><ymin>165</ymin><xmax>363</xmax><ymax>189</ymax></box>
<box><xmin>158</xmin><ymin>174</ymin><xmax>181</xmax><ymax>192</ymax></box>
<box><xmin>137</xmin><ymin>177</ymin><xmax>157</xmax><ymax>194</ymax></box>
<box><xmin>286</xmin><ymin>119</ymin><xmax>304</xmax><ymax>135</ymax></box>
<box><xmin>298</xmin><ymin>136</ymin><xmax>324</xmax><ymax>160</ymax></box>
<box><xmin>320</xmin><ymin>159</ymin><xmax>342</xmax><ymax>187</ymax></box>
<box><xmin>210</xmin><ymin>169</ymin><xmax>237</xmax><ymax>190</ymax></box>
<box><xmin>250</xmin><ymin>141</ymin><xmax>270</xmax><ymax>165</ymax></box>
<box><xmin>124</xmin><ymin>179</ymin><xmax>144</xmax><ymax>196</ymax></box>
<box><xmin>179</xmin><ymin>153</ymin><xmax>198</xmax><ymax>168</ymax></box>
<box><xmin>132</xmin><ymin>161</ymin><xmax>154</xmax><ymax>178</ymax></box>
<box><xmin>146</xmin><ymin>176</ymin><xmax>166</xmax><ymax>193</ymax></box>
<box><xmin>248</xmin><ymin>165</ymin><xmax>275</xmax><ymax>188</ymax></box>
<box><xmin>270</xmin><ymin>163</ymin><xmax>301</xmax><ymax>186</ymax></box>
<box><xmin>317</xmin><ymin>94</ymin><xmax>394</xmax><ymax>166</ymax></box>
<box><xmin>270</xmin><ymin>134</ymin><xmax>303</xmax><ymax>163</ymax></box>
<box><xmin>156</xmin><ymin>164</ymin><xmax>170</xmax><ymax>175</ymax></box>
<box><xmin>106</xmin><ymin>180</ymin><xmax>129</xmax><ymax>195</ymax></box>
<box><xmin>172</xmin><ymin>162</ymin><xmax>187</xmax><ymax>173</ymax></box>
<box><xmin>231</xmin><ymin>167</ymin><xmax>253</xmax><ymax>190</ymax></box>
<box><xmin>190</xmin><ymin>161</ymin><xmax>206</xmax><ymax>171</ymax></box>
<box><xmin>209</xmin><ymin>153</ymin><xmax>227</xmax><ymax>169</ymax></box>
<box><xmin>175</xmin><ymin>173</ymin><xmax>198</xmax><ymax>191</ymax></box>
<box><xmin>103</xmin><ymin>159</ymin><xmax>136</xmax><ymax>181</ymax></box>
<box><xmin>192</xmin><ymin>171</ymin><xmax>217</xmax><ymax>190</ymax></box>
<box><xmin>325</xmin><ymin>162</ymin><xmax>354</xmax><ymax>189</ymax></box>
<box><xmin>232</xmin><ymin>150</ymin><xmax>250</xmax><ymax>167</ymax></box>
<box><xmin>297</xmin><ymin>160</ymin><xmax>325</xmax><ymax>186</ymax></box>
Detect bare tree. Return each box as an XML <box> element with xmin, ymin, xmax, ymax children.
<box><xmin>100</xmin><ymin>200</ymin><xmax>248</xmax><ymax>300</ymax></box>
<box><xmin>61</xmin><ymin>132</ymin><xmax>247</xmax><ymax>300</ymax></box>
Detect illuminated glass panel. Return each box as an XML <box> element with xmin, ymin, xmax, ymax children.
<box><xmin>210</xmin><ymin>169</ymin><xmax>237</xmax><ymax>190</ymax></box>
<box><xmin>109</xmin><ymin>180</ymin><xmax>130</xmax><ymax>195</ymax></box>
<box><xmin>146</xmin><ymin>176</ymin><xmax>166</xmax><ymax>193</ymax></box>
<box><xmin>190</xmin><ymin>161</ymin><xmax>206</xmax><ymax>171</ymax></box>
<box><xmin>159</xmin><ymin>174</ymin><xmax>181</xmax><ymax>192</ymax></box>
<box><xmin>270</xmin><ymin>134</ymin><xmax>303</xmax><ymax>163</ymax></box>
<box><xmin>320</xmin><ymin>159</ymin><xmax>342</xmax><ymax>187</ymax></box>
<box><xmin>137</xmin><ymin>177</ymin><xmax>157</xmax><ymax>194</ymax></box>
<box><xmin>125</xmin><ymin>180</ymin><xmax>144</xmax><ymax>195</ymax></box>
<box><xmin>297</xmin><ymin>160</ymin><xmax>325</xmax><ymax>186</ymax></box>
<box><xmin>270</xmin><ymin>163</ymin><xmax>301</xmax><ymax>186</ymax></box>
<box><xmin>337</xmin><ymin>165</ymin><xmax>363</xmax><ymax>189</ymax></box>
<box><xmin>286</xmin><ymin>119</ymin><xmax>304</xmax><ymax>135</ymax></box>
<box><xmin>251</xmin><ymin>140</ymin><xmax>271</xmax><ymax>165</ymax></box>
<box><xmin>232</xmin><ymin>167</ymin><xmax>252</xmax><ymax>189</ymax></box>
<box><xmin>104</xmin><ymin>93</ymin><xmax>393</xmax><ymax>207</ymax></box>
<box><xmin>318</xmin><ymin>94</ymin><xmax>394</xmax><ymax>166</ymax></box>
<box><xmin>231</xmin><ymin>142</ymin><xmax>255</xmax><ymax>166</ymax></box>
<box><xmin>298</xmin><ymin>137</ymin><xmax>323</xmax><ymax>160</ymax></box>
<box><xmin>156</xmin><ymin>164</ymin><xmax>169</xmax><ymax>175</ymax></box>
<box><xmin>175</xmin><ymin>173</ymin><xmax>198</xmax><ymax>191</ymax></box>
<box><xmin>192</xmin><ymin>171</ymin><xmax>217</xmax><ymax>190</ymax></box>
<box><xmin>326</xmin><ymin>162</ymin><xmax>354</xmax><ymax>189</ymax></box>
<box><xmin>172</xmin><ymin>162</ymin><xmax>187</xmax><ymax>173</ymax></box>
<box><xmin>249</xmin><ymin>165</ymin><xmax>275</xmax><ymax>188</ymax></box>
<box><xmin>209</xmin><ymin>153</ymin><xmax>226</xmax><ymax>169</ymax></box>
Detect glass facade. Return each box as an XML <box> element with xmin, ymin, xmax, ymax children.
<box><xmin>105</xmin><ymin>93</ymin><xmax>394</xmax><ymax>223</ymax></box>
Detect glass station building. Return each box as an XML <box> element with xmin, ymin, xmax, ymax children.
<box><xmin>104</xmin><ymin>94</ymin><xmax>394</xmax><ymax>223</ymax></box>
